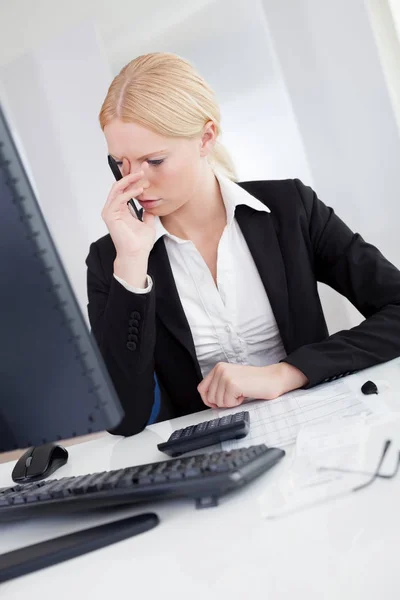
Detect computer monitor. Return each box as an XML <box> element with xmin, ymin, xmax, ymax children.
<box><xmin>0</xmin><ymin>104</ymin><xmax>124</xmax><ymax>452</ymax></box>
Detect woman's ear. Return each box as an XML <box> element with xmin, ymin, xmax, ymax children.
<box><xmin>200</xmin><ymin>120</ymin><xmax>217</xmax><ymax>157</ymax></box>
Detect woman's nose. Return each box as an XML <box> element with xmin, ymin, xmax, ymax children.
<box><xmin>134</xmin><ymin>162</ymin><xmax>150</xmax><ymax>188</ymax></box>
<box><xmin>140</xmin><ymin>177</ymin><xmax>150</xmax><ymax>190</ymax></box>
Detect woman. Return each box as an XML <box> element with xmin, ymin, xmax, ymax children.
<box><xmin>86</xmin><ymin>52</ymin><xmax>400</xmax><ymax>436</ymax></box>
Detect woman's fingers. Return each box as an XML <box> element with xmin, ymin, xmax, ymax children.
<box><xmin>104</xmin><ymin>171</ymin><xmax>145</xmax><ymax>210</ymax></box>
<box><xmin>102</xmin><ymin>185</ymin><xmax>144</xmax><ymax>221</ymax></box>
<box><xmin>114</xmin><ymin>186</ymin><xmax>143</xmax><ymax>209</ymax></box>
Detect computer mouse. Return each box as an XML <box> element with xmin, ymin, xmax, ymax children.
<box><xmin>11</xmin><ymin>443</ymin><xmax>68</xmax><ymax>483</ymax></box>
<box><xmin>361</xmin><ymin>380</ymin><xmax>378</xmax><ymax>395</ymax></box>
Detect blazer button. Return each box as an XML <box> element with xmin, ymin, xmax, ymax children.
<box><xmin>128</xmin><ymin>326</ymin><xmax>139</xmax><ymax>334</ymax></box>
<box><xmin>129</xmin><ymin>319</ymin><xmax>139</xmax><ymax>327</ymax></box>
<box><xmin>126</xmin><ymin>342</ymin><xmax>137</xmax><ymax>351</ymax></box>
<box><xmin>128</xmin><ymin>334</ymin><xmax>138</xmax><ymax>342</ymax></box>
<box><xmin>130</xmin><ymin>311</ymin><xmax>141</xmax><ymax>320</ymax></box>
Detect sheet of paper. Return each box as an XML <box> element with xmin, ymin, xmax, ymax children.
<box><xmin>258</xmin><ymin>413</ymin><xmax>400</xmax><ymax>519</ymax></box>
<box><xmin>259</xmin><ymin>415</ymin><xmax>371</xmax><ymax>518</ymax></box>
<box><xmin>219</xmin><ymin>380</ymin><xmax>372</xmax><ymax>451</ymax></box>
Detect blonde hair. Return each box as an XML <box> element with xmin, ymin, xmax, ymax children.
<box><xmin>99</xmin><ymin>52</ymin><xmax>237</xmax><ymax>181</ymax></box>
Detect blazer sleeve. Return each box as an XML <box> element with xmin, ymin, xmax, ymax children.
<box><xmin>86</xmin><ymin>241</ymin><xmax>156</xmax><ymax>436</ymax></box>
<box><xmin>283</xmin><ymin>179</ymin><xmax>400</xmax><ymax>386</ymax></box>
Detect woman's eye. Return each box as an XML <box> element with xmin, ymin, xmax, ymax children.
<box><xmin>147</xmin><ymin>159</ymin><xmax>164</xmax><ymax>166</ymax></box>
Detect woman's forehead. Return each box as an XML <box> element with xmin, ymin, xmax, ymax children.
<box><xmin>104</xmin><ymin>119</ymin><xmax>169</xmax><ymax>158</ymax></box>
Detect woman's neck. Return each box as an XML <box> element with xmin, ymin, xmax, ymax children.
<box><xmin>160</xmin><ymin>168</ymin><xmax>226</xmax><ymax>240</ymax></box>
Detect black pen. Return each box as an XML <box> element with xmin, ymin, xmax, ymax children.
<box><xmin>107</xmin><ymin>154</ymin><xmax>143</xmax><ymax>221</ymax></box>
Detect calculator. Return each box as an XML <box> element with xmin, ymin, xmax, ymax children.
<box><xmin>157</xmin><ymin>411</ymin><xmax>250</xmax><ymax>457</ymax></box>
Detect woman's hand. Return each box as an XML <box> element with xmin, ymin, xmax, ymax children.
<box><xmin>197</xmin><ymin>362</ymin><xmax>309</xmax><ymax>409</ymax></box>
<box><xmin>102</xmin><ymin>162</ymin><xmax>156</xmax><ymax>260</ymax></box>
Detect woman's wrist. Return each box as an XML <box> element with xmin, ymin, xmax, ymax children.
<box><xmin>259</xmin><ymin>362</ymin><xmax>309</xmax><ymax>398</ymax></box>
<box><xmin>114</xmin><ymin>254</ymin><xmax>149</xmax><ymax>289</ymax></box>
<box><xmin>276</xmin><ymin>361</ymin><xmax>309</xmax><ymax>394</ymax></box>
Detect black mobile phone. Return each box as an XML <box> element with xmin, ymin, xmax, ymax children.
<box><xmin>107</xmin><ymin>154</ymin><xmax>143</xmax><ymax>221</ymax></box>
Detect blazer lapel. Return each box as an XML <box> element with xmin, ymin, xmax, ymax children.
<box><xmin>148</xmin><ymin>238</ymin><xmax>203</xmax><ymax>381</ymax></box>
<box><xmin>235</xmin><ymin>205</ymin><xmax>291</xmax><ymax>353</ymax></box>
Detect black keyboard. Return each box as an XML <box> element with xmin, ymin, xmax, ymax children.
<box><xmin>0</xmin><ymin>445</ymin><xmax>284</xmax><ymax>520</ymax></box>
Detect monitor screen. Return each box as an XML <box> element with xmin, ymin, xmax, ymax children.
<box><xmin>0</xmin><ymin>104</ymin><xmax>124</xmax><ymax>452</ymax></box>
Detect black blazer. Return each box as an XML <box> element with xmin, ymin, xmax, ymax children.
<box><xmin>86</xmin><ymin>179</ymin><xmax>400</xmax><ymax>436</ymax></box>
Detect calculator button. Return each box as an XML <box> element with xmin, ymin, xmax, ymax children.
<box><xmin>219</xmin><ymin>415</ymin><xmax>232</xmax><ymax>426</ymax></box>
<box><xmin>183</xmin><ymin>426</ymin><xmax>194</xmax><ymax>437</ymax></box>
<box><xmin>206</xmin><ymin>419</ymin><xmax>219</xmax><ymax>429</ymax></box>
<box><xmin>194</xmin><ymin>422</ymin><xmax>207</xmax><ymax>434</ymax></box>
<box><xmin>233</xmin><ymin>412</ymin><xmax>244</xmax><ymax>421</ymax></box>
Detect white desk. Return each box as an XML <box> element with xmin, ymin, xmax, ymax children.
<box><xmin>1</xmin><ymin>360</ymin><xmax>400</xmax><ymax>600</ymax></box>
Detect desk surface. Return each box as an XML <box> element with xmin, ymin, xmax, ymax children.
<box><xmin>1</xmin><ymin>360</ymin><xmax>400</xmax><ymax>600</ymax></box>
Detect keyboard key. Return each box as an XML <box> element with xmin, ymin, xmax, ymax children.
<box><xmin>183</xmin><ymin>426</ymin><xmax>194</xmax><ymax>437</ymax></box>
<box><xmin>36</xmin><ymin>490</ymin><xmax>51</xmax><ymax>501</ymax></box>
<box><xmin>167</xmin><ymin>471</ymin><xmax>184</xmax><ymax>481</ymax></box>
<box><xmin>70</xmin><ymin>474</ymin><xmax>99</xmax><ymax>495</ymax></box>
<box><xmin>98</xmin><ymin>470</ymin><xmax>125</xmax><ymax>490</ymax></box>
<box><xmin>25</xmin><ymin>493</ymin><xmax>42</xmax><ymax>503</ymax></box>
<box><xmin>183</xmin><ymin>468</ymin><xmax>201</xmax><ymax>478</ymax></box>
<box><xmin>154</xmin><ymin>464</ymin><xmax>167</xmax><ymax>475</ymax></box>
<box><xmin>86</xmin><ymin>472</ymin><xmax>109</xmax><ymax>491</ymax></box>
<box><xmin>209</xmin><ymin>463</ymin><xmax>231</xmax><ymax>473</ymax></box>
<box><xmin>116</xmin><ymin>475</ymin><xmax>136</xmax><ymax>488</ymax></box>
<box><xmin>169</xmin><ymin>461</ymin><xmax>182</xmax><ymax>471</ymax></box>
<box><xmin>137</xmin><ymin>475</ymin><xmax>153</xmax><ymax>485</ymax></box>
<box><xmin>219</xmin><ymin>415</ymin><xmax>232</xmax><ymax>426</ymax></box>
<box><xmin>153</xmin><ymin>474</ymin><xmax>168</xmax><ymax>483</ymax></box>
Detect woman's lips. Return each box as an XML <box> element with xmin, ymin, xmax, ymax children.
<box><xmin>137</xmin><ymin>198</ymin><xmax>162</xmax><ymax>208</ymax></box>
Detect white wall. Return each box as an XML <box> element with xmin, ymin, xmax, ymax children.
<box><xmin>388</xmin><ymin>0</ymin><xmax>400</xmax><ymax>40</ymax></box>
<box><xmin>0</xmin><ymin>0</ymin><xmax>216</xmax><ymax>69</ymax></box>
<box><xmin>366</xmin><ymin>0</ymin><xmax>400</xmax><ymax>137</ymax></box>
<box><xmin>0</xmin><ymin>21</ymin><xmax>112</xmax><ymax>314</ymax></box>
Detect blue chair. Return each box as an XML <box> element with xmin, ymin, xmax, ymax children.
<box><xmin>147</xmin><ymin>373</ymin><xmax>161</xmax><ymax>425</ymax></box>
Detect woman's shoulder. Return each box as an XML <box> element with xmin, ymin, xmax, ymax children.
<box><xmin>237</xmin><ymin>178</ymin><xmax>316</xmax><ymax>221</ymax></box>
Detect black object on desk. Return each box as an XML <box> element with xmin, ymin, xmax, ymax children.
<box><xmin>0</xmin><ymin>444</ymin><xmax>285</xmax><ymax>520</ymax></box>
<box><xmin>12</xmin><ymin>444</ymin><xmax>68</xmax><ymax>483</ymax></box>
<box><xmin>157</xmin><ymin>411</ymin><xmax>250</xmax><ymax>457</ymax></box>
<box><xmin>0</xmin><ymin>513</ymin><xmax>159</xmax><ymax>584</ymax></box>
<box><xmin>361</xmin><ymin>380</ymin><xmax>378</xmax><ymax>395</ymax></box>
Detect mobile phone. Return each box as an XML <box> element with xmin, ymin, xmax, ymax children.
<box><xmin>107</xmin><ymin>154</ymin><xmax>143</xmax><ymax>221</ymax></box>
